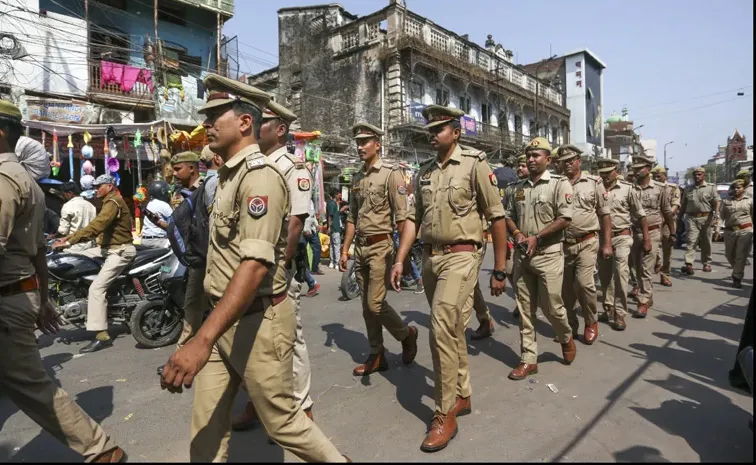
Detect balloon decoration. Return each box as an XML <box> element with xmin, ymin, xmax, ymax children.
<box><xmin>50</xmin><ymin>129</ymin><xmax>61</xmax><ymax>177</ymax></box>
<box><xmin>105</xmin><ymin>126</ymin><xmax>120</xmax><ymax>186</ymax></box>
<box><xmin>67</xmin><ymin>135</ymin><xmax>74</xmax><ymax>180</ymax></box>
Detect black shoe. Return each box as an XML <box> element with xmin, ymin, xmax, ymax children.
<box><xmin>80</xmin><ymin>338</ymin><xmax>113</xmax><ymax>354</ymax></box>
<box><xmin>733</xmin><ymin>278</ymin><xmax>743</xmax><ymax>289</ymax></box>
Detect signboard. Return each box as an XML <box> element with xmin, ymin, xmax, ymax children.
<box><xmin>460</xmin><ymin>115</ymin><xmax>477</xmax><ymax>136</ymax></box>
<box><xmin>26</xmin><ymin>99</ymin><xmax>87</xmax><ymax>124</ymax></box>
<box><xmin>668</xmin><ymin>176</ymin><xmax>680</xmax><ymax>185</ymax></box>
<box><xmin>410</xmin><ymin>102</ymin><xmax>426</xmax><ymax>123</ymax></box>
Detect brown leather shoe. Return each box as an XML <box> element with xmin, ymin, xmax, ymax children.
<box><xmin>305</xmin><ymin>407</ymin><xmax>314</xmax><ymax>421</ymax></box>
<box><xmin>402</xmin><ymin>326</ymin><xmax>419</xmax><ymax>365</ymax></box>
<box><xmin>613</xmin><ymin>314</ymin><xmax>627</xmax><ymax>331</ymax></box>
<box><xmin>630</xmin><ymin>287</ymin><xmax>639</xmax><ymax>299</ymax></box>
<box><xmin>449</xmin><ymin>396</ymin><xmax>471</xmax><ymax>418</ymax></box>
<box><xmin>231</xmin><ymin>401</ymin><xmax>259</xmax><ymax>431</ymax></box>
<box><xmin>93</xmin><ymin>447</ymin><xmax>126</xmax><ymax>463</ymax></box>
<box><xmin>508</xmin><ymin>362</ymin><xmax>538</xmax><ymax>380</ymax></box>
<box><xmin>420</xmin><ymin>413</ymin><xmax>458</xmax><ymax>452</ymax></box>
<box><xmin>682</xmin><ymin>264</ymin><xmax>695</xmax><ymax>275</ymax></box>
<box><xmin>583</xmin><ymin>323</ymin><xmax>598</xmax><ymax>345</ymax></box>
<box><xmin>471</xmin><ymin>319</ymin><xmax>494</xmax><ymax>340</ymax></box>
<box><xmin>353</xmin><ymin>351</ymin><xmax>388</xmax><ymax>376</ymax></box>
<box><xmin>703</xmin><ymin>264</ymin><xmax>712</xmax><ymax>272</ymax></box>
<box><xmin>561</xmin><ymin>338</ymin><xmax>577</xmax><ymax>365</ymax></box>
<box><xmin>660</xmin><ymin>274</ymin><xmax>672</xmax><ymax>287</ymax></box>
<box><xmin>634</xmin><ymin>304</ymin><xmax>648</xmax><ymax>318</ymax></box>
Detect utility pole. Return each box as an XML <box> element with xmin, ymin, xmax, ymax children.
<box><xmin>664</xmin><ymin>140</ymin><xmax>674</xmax><ymax>171</ymax></box>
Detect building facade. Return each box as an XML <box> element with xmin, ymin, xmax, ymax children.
<box><xmin>726</xmin><ymin>129</ymin><xmax>747</xmax><ymax>179</ymax></box>
<box><xmin>249</xmin><ymin>0</ymin><xmax>570</xmax><ymax>165</ymax></box>
<box><xmin>603</xmin><ymin>107</ymin><xmax>641</xmax><ymax>173</ymax></box>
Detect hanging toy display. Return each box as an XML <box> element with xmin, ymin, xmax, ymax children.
<box><xmin>67</xmin><ymin>135</ymin><xmax>74</xmax><ymax>180</ymax></box>
<box><xmin>80</xmin><ymin>159</ymin><xmax>95</xmax><ymax>198</ymax></box>
<box><xmin>132</xmin><ymin>185</ymin><xmax>148</xmax><ymax>245</ymax></box>
<box><xmin>133</xmin><ymin>129</ymin><xmax>144</xmax><ymax>186</ymax></box>
<box><xmin>105</xmin><ymin>126</ymin><xmax>120</xmax><ymax>186</ymax></box>
<box><xmin>50</xmin><ymin>129</ymin><xmax>61</xmax><ymax>177</ymax></box>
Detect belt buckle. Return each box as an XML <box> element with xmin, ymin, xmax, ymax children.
<box><xmin>443</xmin><ymin>245</ymin><xmax>452</xmax><ymax>255</ymax></box>
<box><xmin>734</xmin><ymin>225</ymin><xmax>741</xmax><ymax>231</ymax></box>
<box><xmin>356</xmin><ymin>236</ymin><xmax>366</xmax><ymax>246</ymax></box>
<box><xmin>430</xmin><ymin>244</ymin><xmax>444</xmax><ymax>256</ymax></box>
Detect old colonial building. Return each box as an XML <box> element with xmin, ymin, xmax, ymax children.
<box><xmin>248</xmin><ymin>0</ymin><xmax>570</xmax><ymax>164</ymax></box>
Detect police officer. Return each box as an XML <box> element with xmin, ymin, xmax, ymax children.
<box><xmin>397</xmin><ymin>105</ymin><xmax>507</xmax><ymax>452</ymax></box>
<box><xmin>504</xmin><ymin>154</ymin><xmax>530</xmax><ymax>319</ymax></box>
<box><xmin>680</xmin><ymin>166</ymin><xmax>720</xmax><ymax>275</ymax></box>
<box><xmin>160</xmin><ymin>74</ymin><xmax>348</xmax><ymax>463</ymax></box>
<box><xmin>169</xmin><ymin>151</ymin><xmax>202</xmax><ymax>208</ymax></box>
<box><xmin>556</xmin><ymin>145</ymin><xmax>612</xmax><ymax>345</ymax></box>
<box><xmin>470</xmin><ymin>217</ymin><xmax>495</xmax><ymax>340</ymax></box>
<box><xmin>720</xmin><ymin>179</ymin><xmax>753</xmax><ymax>288</ymax></box>
<box><xmin>0</xmin><ymin>100</ymin><xmax>126</xmax><ymax>462</ymax></box>
<box><xmin>629</xmin><ymin>155</ymin><xmax>675</xmax><ymax>318</ymax></box>
<box><xmin>338</xmin><ymin>122</ymin><xmax>419</xmax><ymax>377</ymax></box>
<box><xmin>651</xmin><ymin>166</ymin><xmax>681</xmax><ymax>287</ymax></box>
<box><xmin>232</xmin><ymin>100</ymin><xmax>317</xmax><ymax>431</ymax></box>
<box><xmin>506</xmin><ymin>137</ymin><xmax>576</xmax><ymax>383</ymax></box>
<box><xmin>52</xmin><ymin>174</ymin><xmax>137</xmax><ymax>353</ymax></box>
<box><xmin>595</xmin><ymin>158</ymin><xmax>648</xmax><ymax>330</ymax></box>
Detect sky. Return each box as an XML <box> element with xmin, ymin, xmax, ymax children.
<box><xmin>224</xmin><ymin>0</ymin><xmax>754</xmax><ymax>174</ymax></box>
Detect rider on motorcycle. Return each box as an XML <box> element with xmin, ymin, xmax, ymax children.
<box><xmin>57</xmin><ymin>181</ymin><xmax>96</xmax><ymax>252</ymax></box>
<box><xmin>140</xmin><ymin>180</ymin><xmax>173</xmax><ymax>248</ymax></box>
<box><xmin>52</xmin><ymin>174</ymin><xmax>137</xmax><ymax>354</ymax></box>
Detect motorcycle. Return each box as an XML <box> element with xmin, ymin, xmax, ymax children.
<box><xmin>340</xmin><ymin>239</ymin><xmax>424</xmax><ymax>301</ymax></box>
<box><xmin>47</xmin><ymin>245</ymin><xmax>185</xmax><ymax>348</ymax></box>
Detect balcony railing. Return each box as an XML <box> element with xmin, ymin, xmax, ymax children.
<box><xmin>88</xmin><ymin>61</ymin><xmax>154</xmax><ymax>105</ymax></box>
<box><xmin>395</xmin><ymin>17</ymin><xmax>563</xmax><ymax>107</ymax></box>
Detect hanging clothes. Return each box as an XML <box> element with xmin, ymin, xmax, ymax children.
<box><xmin>101</xmin><ymin>61</ymin><xmax>125</xmax><ymax>87</ymax></box>
<box><xmin>122</xmin><ymin>67</ymin><xmax>154</xmax><ymax>92</ymax></box>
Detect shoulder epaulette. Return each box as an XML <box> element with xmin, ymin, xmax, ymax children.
<box><xmin>585</xmin><ymin>174</ymin><xmax>602</xmax><ymax>182</ymax></box>
<box><xmin>618</xmin><ymin>180</ymin><xmax>632</xmax><ymax>187</ymax></box>
<box><xmin>245</xmin><ymin>151</ymin><xmax>268</xmax><ymax>170</ymax></box>
<box><xmin>419</xmin><ymin>158</ymin><xmax>434</xmax><ymax>166</ymax></box>
<box><xmin>460</xmin><ymin>148</ymin><xmax>487</xmax><ymax>161</ymax></box>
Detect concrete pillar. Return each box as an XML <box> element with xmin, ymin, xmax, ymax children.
<box><xmin>386</xmin><ymin>53</ymin><xmax>404</xmax><ymax>136</ymax></box>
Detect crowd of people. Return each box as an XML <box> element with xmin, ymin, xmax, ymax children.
<box><xmin>0</xmin><ymin>70</ymin><xmax>753</xmax><ymax>462</ymax></box>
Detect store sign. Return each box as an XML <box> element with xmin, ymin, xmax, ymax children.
<box><xmin>460</xmin><ymin>115</ymin><xmax>477</xmax><ymax>136</ymax></box>
<box><xmin>26</xmin><ymin>99</ymin><xmax>87</xmax><ymax>124</ymax></box>
<box><xmin>410</xmin><ymin>102</ymin><xmax>426</xmax><ymax>123</ymax></box>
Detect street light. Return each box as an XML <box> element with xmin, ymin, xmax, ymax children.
<box><xmin>664</xmin><ymin>140</ymin><xmax>675</xmax><ymax>171</ymax></box>
<box><xmin>534</xmin><ymin>54</ymin><xmax>558</xmax><ymax>138</ymax></box>
<box><xmin>632</xmin><ymin>124</ymin><xmax>645</xmax><ymax>133</ymax></box>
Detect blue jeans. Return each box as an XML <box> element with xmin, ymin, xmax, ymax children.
<box><xmin>307</xmin><ymin>232</ymin><xmax>321</xmax><ymax>272</ymax></box>
<box><xmin>392</xmin><ymin>232</ymin><xmax>421</xmax><ymax>281</ymax></box>
<box><xmin>303</xmin><ymin>268</ymin><xmax>317</xmax><ymax>289</ymax></box>
<box><xmin>330</xmin><ymin>231</ymin><xmax>342</xmax><ymax>267</ymax></box>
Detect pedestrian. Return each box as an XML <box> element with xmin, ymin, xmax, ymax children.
<box><xmin>326</xmin><ymin>189</ymin><xmax>342</xmax><ymax>269</ymax></box>
<box><xmin>159</xmin><ymin>74</ymin><xmax>348</xmax><ymax>462</ymax></box>
<box><xmin>720</xmin><ymin>179</ymin><xmax>753</xmax><ymax>288</ymax></box>
<box><xmin>556</xmin><ymin>144</ymin><xmax>613</xmax><ymax>345</ymax></box>
<box><xmin>0</xmin><ymin>99</ymin><xmax>126</xmax><ymax>463</ymax></box>
<box><xmin>469</xmin><ymin>218</ymin><xmax>495</xmax><ymax>340</ymax></box>
<box><xmin>231</xmin><ymin>99</ymin><xmax>318</xmax><ymax>434</ymax></box>
<box><xmin>301</xmin><ymin>211</ymin><xmax>322</xmax><ymax>296</ymax></box>
<box><xmin>629</xmin><ymin>155</ymin><xmax>675</xmax><ymax>318</ymax></box>
<box><xmin>304</xmin><ymin>211</ymin><xmax>324</xmax><ymax>275</ymax></box>
<box><xmin>596</xmin><ymin>158</ymin><xmax>648</xmax><ymax>330</ymax></box>
<box><xmin>338</xmin><ymin>121</ymin><xmax>419</xmax><ymax>378</ymax></box>
<box><xmin>401</xmin><ymin>105</ymin><xmax>508</xmax><ymax>452</ymax></box>
<box><xmin>680</xmin><ymin>166</ymin><xmax>720</xmax><ymax>275</ymax></box>
<box><xmin>651</xmin><ymin>166</ymin><xmax>681</xmax><ymax>287</ymax></box>
<box><xmin>505</xmin><ymin>137</ymin><xmax>576</xmax><ymax>382</ymax></box>
<box><xmin>57</xmin><ymin>180</ymin><xmax>97</xmax><ymax>252</ymax></box>
<box><xmin>51</xmin><ymin>174</ymin><xmax>136</xmax><ymax>354</ymax></box>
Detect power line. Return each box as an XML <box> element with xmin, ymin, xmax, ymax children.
<box><xmin>633</xmin><ymin>85</ymin><xmax>754</xmax><ymax>111</ymax></box>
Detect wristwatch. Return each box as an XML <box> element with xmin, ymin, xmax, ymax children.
<box><xmin>492</xmin><ymin>270</ymin><xmax>507</xmax><ymax>282</ymax></box>
<box><xmin>535</xmin><ymin>234</ymin><xmax>544</xmax><ymax>247</ymax></box>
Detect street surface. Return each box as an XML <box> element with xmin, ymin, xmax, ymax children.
<box><xmin>1</xmin><ymin>242</ymin><xmax>753</xmax><ymax>462</ymax></box>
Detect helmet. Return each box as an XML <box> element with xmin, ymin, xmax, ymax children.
<box><xmin>147</xmin><ymin>180</ymin><xmax>171</xmax><ymax>203</ymax></box>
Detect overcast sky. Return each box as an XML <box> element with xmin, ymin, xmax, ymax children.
<box><xmin>225</xmin><ymin>0</ymin><xmax>754</xmax><ymax>174</ymax></box>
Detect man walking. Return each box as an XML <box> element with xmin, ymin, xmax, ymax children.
<box><xmin>680</xmin><ymin>166</ymin><xmax>719</xmax><ymax>275</ymax></box>
<box><xmin>651</xmin><ymin>166</ymin><xmax>681</xmax><ymax>287</ymax></box>
<box><xmin>326</xmin><ymin>189</ymin><xmax>342</xmax><ymax>269</ymax></box>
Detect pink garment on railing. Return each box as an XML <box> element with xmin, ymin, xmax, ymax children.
<box><xmin>121</xmin><ymin>66</ymin><xmax>154</xmax><ymax>92</ymax></box>
<box><xmin>100</xmin><ymin>60</ymin><xmax>124</xmax><ymax>87</ymax></box>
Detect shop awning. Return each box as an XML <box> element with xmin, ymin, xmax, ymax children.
<box><xmin>22</xmin><ymin>119</ymin><xmax>167</xmax><ymax>136</ymax></box>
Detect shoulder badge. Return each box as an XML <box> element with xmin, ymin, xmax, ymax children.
<box><xmin>565</xmin><ymin>193</ymin><xmax>573</xmax><ymax>204</ymax></box>
<box><xmin>602</xmin><ymin>191</ymin><xmax>610</xmax><ymax>200</ymax></box>
<box><xmin>397</xmin><ymin>185</ymin><xmax>407</xmax><ymax>195</ymax></box>
<box><xmin>489</xmin><ymin>173</ymin><xmax>498</xmax><ymax>186</ymax></box>
<box><xmin>297</xmin><ymin>177</ymin><xmax>311</xmax><ymax>191</ymax></box>
<box><xmin>247</xmin><ymin>195</ymin><xmax>268</xmax><ymax>218</ymax></box>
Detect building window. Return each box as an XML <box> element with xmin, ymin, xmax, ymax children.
<box><xmin>481</xmin><ymin>103</ymin><xmax>491</xmax><ymax>124</ymax></box>
<box><xmin>90</xmin><ymin>27</ymin><xmax>129</xmax><ymax>64</ymax></box>
<box><xmin>158</xmin><ymin>3</ymin><xmax>185</xmax><ymax>26</ymax></box>
<box><xmin>409</xmin><ymin>79</ymin><xmax>424</xmax><ymax>102</ymax></box>
<box><xmin>435</xmin><ymin>87</ymin><xmax>450</xmax><ymax>106</ymax></box>
<box><xmin>459</xmin><ymin>94</ymin><xmax>471</xmax><ymax>114</ymax></box>
<box><xmin>551</xmin><ymin>127</ymin><xmax>558</xmax><ymax>144</ymax></box>
<box><xmin>514</xmin><ymin>115</ymin><xmax>522</xmax><ymax>134</ymax></box>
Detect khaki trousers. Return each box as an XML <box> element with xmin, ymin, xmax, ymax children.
<box><xmin>724</xmin><ymin>228</ymin><xmax>754</xmax><ymax>280</ymax></box>
<box><xmin>354</xmin><ymin>239</ymin><xmax>409</xmax><ymax>354</ymax></box>
<box><xmin>79</xmin><ymin>245</ymin><xmax>136</xmax><ymax>332</ymax></box>
<box><xmin>598</xmin><ymin>235</ymin><xmax>633</xmax><ymax>318</ymax></box>
<box><xmin>513</xmin><ymin>249</ymin><xmax>572</xmax><ymax>365</ymax></box>
<box><xmin>659</xmin><ymin>223</ymin><xmax>674</xmax><ymax>275</ymax></box>
<box><xmin>421</xmin><ymin>250</ymin><xmax>478</xmax><ymax>415</ymax></box>
<box><xmin>631</xmin><ymin>228</ymin><xmax>661</xmax><ymax>306</ymax></box>
<box><xmin>0</xmin><ymin>291</ymin><xmax>118</xmax><ymax>462</ymax></box>
<box><xmin>290</xmin><ymin>281</ymin><xmax>313</xmax><ymax>410</ymax></box>
<box><xmin>685</xmin><ymin>215</ymin><xmax>713</xmax><ymax>265</ymax></box>
<box><xmin>189</xmin><ymin>297</ymin><xmax>344</xmax><ymax>463</ymax></box>
<box><xmin>473</xmin><ymin>242</ymin><xmax>492</xmax><ymax>324</ymax></box>
<box><xmin>176</xmin><ymin>267</ymin><xmax>209</xmax><ymax>349</ymax></box>
<box><xmin>563</xmin><ymin>237</ymin><xmax>600</xmax><ymax>331</ymax></box>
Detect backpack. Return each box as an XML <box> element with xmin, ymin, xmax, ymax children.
<box><xmin>167</xmin><ymin>182</ymin><xmax>210</xmax><ymax>268</ymax></box>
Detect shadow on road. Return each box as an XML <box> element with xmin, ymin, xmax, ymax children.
<box><xmin>614</xmin><ymin>445</ymin><xmax>670</xmax><ymax>462</ymax></box>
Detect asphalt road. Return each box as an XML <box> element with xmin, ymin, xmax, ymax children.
<box><xmin>1</xmin><ymin>243</ymin><xmax>753</xmax><ymax>462</ymax></box>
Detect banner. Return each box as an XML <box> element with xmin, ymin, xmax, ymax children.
<box><xmin>26</xmin><ymin>99</ymin><xmax>87</xmax><ymax>124</ymax></box>
<box><xmin>460</xmin><ymin>115</ymin><xmax>477</xmax><ymax>136</ymax></box>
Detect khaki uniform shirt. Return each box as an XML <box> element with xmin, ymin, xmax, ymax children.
<box><xmin>347</xmin><ymin>158</ymin><xmax>413</xmax><ymax>236</ymax></box>
<box><xmin>682</xmin><ymin>181</ymin><xmax>718</xmax><ymax>214</ymax></box>
<box><xmin>414</xmin><ymin>145</ymin><xmax>503</xmax><ymax>246</ymax></box>
<box><xmin>0</xmin><ymin>152</ymin><xmax>46</xmax><ymax>287</ymax></box>
<box><xmin>745</xmin><ymin>183</ymin><xmax>753</xmax><ymax>199</ymax></box>
<box><xmin>68</xmin><ymin>191</ymin><xmax>133</xmax><ymax>248</ymax></box>
<box><xmin>721</xmin><ymin>196</ymin><xmax>753</xmax><ymax>228</ymax></box>
<box><xmin>270</xmin><ymin>146</ymin><xmax>311</xmax><ymax>217</ymax></box>
<box><xmin>58</xmin><ymin>196</ymin><xmax>97</xmax><ymax>236</ymax></box>
<box><xmin>204</xmin><ymin>144</ymin><xmax>290</xmax><ymax>299</ymax></box>
<box><xmin>663</xmin><ymin>182</ymin><xmax>681</xmax><ymax>210</ymax></box>
<box><xmin>565</xmin><ymin>173</ymin><xmax>610</xmax><ymax>241</ymax></box>
<box><xmin>505</xmin><ymin>170</ymin><xmax>573</xmax><ymax>252</ymax></box>
<box><xmin>603</xmin><ymin>179</ymin><xmax>646</xmax><ymax>233</ymax></box>
<box><xmin>634</xmin><ymin>180</ymin><xmax>673</xmax><ymax>227</ymax></box>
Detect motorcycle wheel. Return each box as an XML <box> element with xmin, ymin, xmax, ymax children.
<box><xmin>340</xmin><ymin>258</ymin><xmax>361</xmax><ymax>301</ymax></box>
<box><xmin>130</xmin><ymin>299</ymin><xmax>183</xmax><ymax>349</ymax></box>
